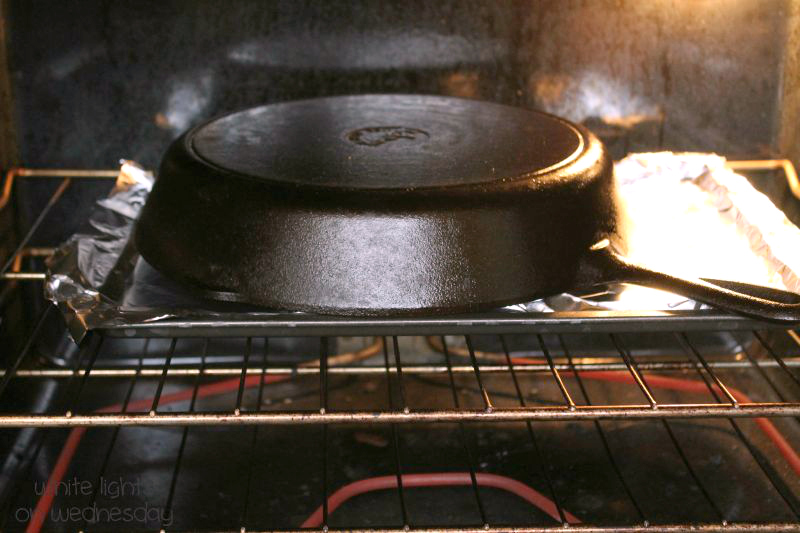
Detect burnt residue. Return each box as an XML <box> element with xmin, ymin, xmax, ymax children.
<box><xmin>345</xmin><ymin>126</ymin><xmax>430</xmax><ymax>148</ymax></box>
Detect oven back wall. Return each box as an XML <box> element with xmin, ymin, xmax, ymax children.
<box><xmin>3</xmin><ymin>0</ymin><xmax>798</xmax><ymax>244</ymax></box>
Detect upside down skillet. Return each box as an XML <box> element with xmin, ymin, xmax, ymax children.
<box><xmin>135</xmin><ymin>94</ymin><xmax>800</xmax><ymax>323</ymax></box>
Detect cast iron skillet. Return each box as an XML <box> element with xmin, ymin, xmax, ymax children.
<box><xmin>135</xmin><ymin>94</ymin><xmax>800</xmax><ymax>323</ymax></box>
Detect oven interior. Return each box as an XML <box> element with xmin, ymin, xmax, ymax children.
<box><xmin>1</xmin><ymin>1</ymin><xmax>800</xmax><ymax>531</ymax></box>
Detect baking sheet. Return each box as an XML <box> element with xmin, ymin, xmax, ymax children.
<box><xmin>45</xmin><ymin>154</ymin><xmax>800</xmax><ymax>341</ymax></box>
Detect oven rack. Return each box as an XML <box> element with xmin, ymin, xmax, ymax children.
<box><xmin>2</xmin><ymin>167</ymin><xmax>800</xmax><ymax>532</ymax></box>
<box><xmin>4</xmin><ymin>311</ymin><xmax>800</xmax><ymax>428</ymax></box>
<box><xmin>1</xmin><ymin>160</ymin><xmax>799</xmax><ymax>280</ymax></box>
<box><xmin>0</xmin><ymin>160</ymin><xmax>797</xmax><ymax>266</ymax></box>
<box><xmin>0</xmin><ymin>165</ymin><xmax>795</xmax><ymax>341</ymax></box>
<box><xmin>0</xmin><ymin>162</ymin><xmax>799</xmax><ymax>340</ymax></box>
<box><xmin>2</xmin><ymin>317</ymin><xmax>800</xmax><ymax>532</ymax></box>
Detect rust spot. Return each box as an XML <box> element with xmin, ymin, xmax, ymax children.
<box><xmin>346</xmin><ymin>126</ymin><xmax>429</xmax><ymax>147</ymax></box>
<box><xmin>528</xmin><ymin>73</ymin><xmax>571</xmax><ymax>108</ymax></box>
<box><xmin>154</xmin><ymin>112</ymin><xmax>171</xmax><ymax>129</ymax></box>
<box><xmin>441</xmin><ymin>70</ymin><xmax>480</xmax><ymax>99</ymax></box>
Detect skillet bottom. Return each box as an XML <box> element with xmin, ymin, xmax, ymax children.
<box><xmin>135</xmin><ymin>95</ymin><xmax>617</xmax><ymax>315</ymax></box>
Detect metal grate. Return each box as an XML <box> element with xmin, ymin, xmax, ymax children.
<box><xmin>2</xmin><ymin>310</ymin><xmax>800</xmax><ymax>531</ymax></box>
<box><xmin>1</xmin><ymin>169</ymin><xmax>800</xmax><ymax>532</ymax></box>
<box><xmin>4</xmin><ymin>319</ymin><xmax>800</xmax><ymax>427</ymax></box>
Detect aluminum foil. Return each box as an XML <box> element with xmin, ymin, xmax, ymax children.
<box><xmin>46</xmin><ymin>154</ymin><xmax>800</xmax><ymax>341</ymax></box>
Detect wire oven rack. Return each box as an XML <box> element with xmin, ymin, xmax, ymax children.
<box><xmin>1</xmin><ymin>168</ymin><xmax>800</xmax><ymax>532</ymax></box>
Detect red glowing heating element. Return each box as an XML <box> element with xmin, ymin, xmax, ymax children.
<box><xmin>25</xmin><ymin>356</ymin><xmax>800</xmax><ymax>532</ymax></box>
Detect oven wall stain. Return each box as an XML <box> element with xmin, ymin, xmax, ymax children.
<box><xmin>2</xmin><ymin>0</ymin><xmax>798</xmax><ymax>243</ymax></box>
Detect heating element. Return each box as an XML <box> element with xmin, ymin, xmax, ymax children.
<box><xmin>1</xmin><ymin>169</ymin><xmax>799</xmax><ymax>532</ymax></box>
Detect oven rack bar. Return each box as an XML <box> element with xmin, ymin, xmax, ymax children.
<box><xmin>1</xmin><ymin>402</ymin><xmax>799</xmax><ymax>428</ymax></box>
<box><xmin>96</xmin><ymin>311</ymin><xmax>781</xmax><ymax>337</ymax></box>
<box><xmin>5</xmin><ymin>357</ymin><xmax>799</xmax><ymax>378</ymax></box>
<box><xmin>0</xmin><ymin>167</ymin><xmax>119</xmax><ymax>211</ymax></box>
<box><xmin>0</xmin><ymin>160</ymin><xmax>794</xmax><ymax>215</ymax></box>
<box><xmin>726</xmin><ymin>158</ymin><xmax>800</xmax><ymax>200</ymax></box>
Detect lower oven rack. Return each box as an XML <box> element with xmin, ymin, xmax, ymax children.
<box><xmin>1</xmin><ymin>168</ymin><xmax>800</xmax><ymax>532</ymax></box>
<box><xmin>2</xmin><ymin>307</ymin><xmax>800</xmax><ymax>532</ymax></box>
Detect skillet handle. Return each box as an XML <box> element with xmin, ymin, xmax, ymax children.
<box><xmin>590</xmin><ymin>242</ymin><xmax>800</xmax><ymax>324</ymax></box>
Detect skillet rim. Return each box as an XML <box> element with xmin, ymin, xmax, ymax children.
<box><xmin>177</xmin><ymin>93</ymin><xmax>593</xmax><ymax>195</ymax></box>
